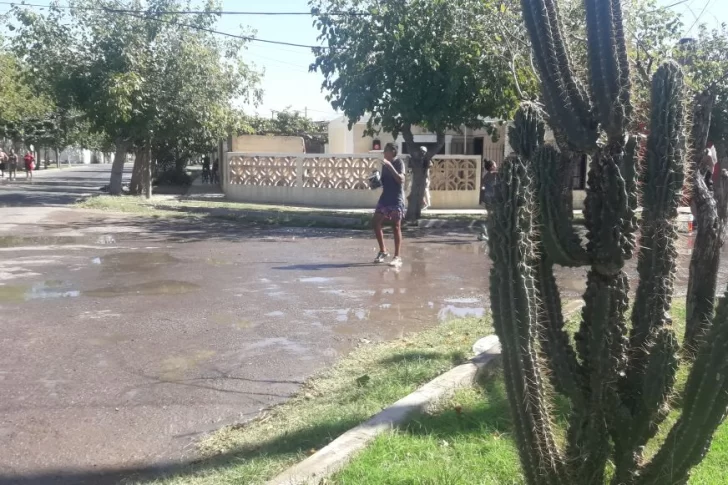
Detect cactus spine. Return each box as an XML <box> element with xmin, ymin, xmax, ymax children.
<box><xmin>486</xmin><ymin>0</ymin><xmax>728</xmax><ymax>483</ymax></box>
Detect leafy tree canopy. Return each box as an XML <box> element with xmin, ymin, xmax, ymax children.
<box><xmin>10</xmin><ymin>0</ymin><xmax>261</xmax><ymax>173</ymax></box>
<box><xmin>309</xmin><ymin>0</ymin><xmax>530</xmax><ymax>141</ymax></box>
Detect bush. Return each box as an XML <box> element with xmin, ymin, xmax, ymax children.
<box><xmin>154</xmin><ymin>169</ymin><xmax>192</xmax><ymax>187</ymax></box>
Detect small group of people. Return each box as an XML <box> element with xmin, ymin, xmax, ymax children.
<box><xmin>201</xmin><ymin>155</ymin><xmax>219</xmax><ymax>184</ymax></box>
<box><xmin>0</xmin><ymin>148</ymin><xmax>36</xmax><ymax>180</ymax></box>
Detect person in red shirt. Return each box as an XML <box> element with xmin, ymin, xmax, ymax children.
<box><xmin>23</xmin><ymin>151</ymin><xmax>35</xmax><ymax>180</ymax></box>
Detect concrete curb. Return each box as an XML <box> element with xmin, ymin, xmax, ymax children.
<box><xmin>416</xmin><ymin>218</ymin><xmax>483</xmax><ymax>230</ymax></box>
<box><xmin>267</xmin><ymin>335</ymin><xmax>502</xmax><ymax>485</ymax></box>
<box><xmin>177</xmin><ymin>206</ymin><xmax>370</xmax><ymax>228</ymax></box>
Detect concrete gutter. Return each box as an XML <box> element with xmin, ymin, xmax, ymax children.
<box><xmin>267</xmin><ymin>335</ymin><xmax>502</xmax><ymax>485</ymax></box>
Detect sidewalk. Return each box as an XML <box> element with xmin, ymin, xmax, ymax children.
<box><xmin>181</xmin><ymin>176</ymin><xmax>488</xmax><ymax>229</ymax></box>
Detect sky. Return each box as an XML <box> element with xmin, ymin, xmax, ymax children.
<box><xmin>1</xmin><ymin>0</ymin><xmax>725</xmax><ymax>122</ymax></box>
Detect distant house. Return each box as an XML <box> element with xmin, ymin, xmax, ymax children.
<box><xmin>326</xmin><ymin>115</ymin><xmax>589</xmax><ymax>205</ymax></box>
<box><xmin>326</xmin><ymin>115</ymin><xmax>507</xmax><ymax>164</ymax></box>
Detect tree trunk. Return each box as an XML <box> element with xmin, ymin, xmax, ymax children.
<box><xmin>129</xmin><ymin>147</ymin><xmax>144</xmax><ymax>195</ymax></box>
<box><xmin>142</xmin><ymin>141</ymin><xmax>153</xmax><ymax>199</ymax></box>
<box><xmin>109</xmin><ymin>138</ymin><xmax>128</xmax><ymax>195</ymax></box>
<box><xmin>55</xmin><ymin>148</ymin><xmax>59</xmax><ymax>169</ymax></box>
<box><xmin>685</xmin><ymin>92</ymin><xmax>722</xmax><ymax>353</ymax></box>
<box><xmin>403</xmin><ymin>126</ymin><xmax>444</xmax><ymax>222</ymax></box>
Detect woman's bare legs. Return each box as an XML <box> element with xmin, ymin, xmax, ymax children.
<box><xmin>372</xmin><ymin>213</ymin><xmax>386</xmax><ymax>253</ymax></box>
<box><xmin>393</xmin><ymin>219</ymin><xmax>402</xmax><ymax>257</ymax></box>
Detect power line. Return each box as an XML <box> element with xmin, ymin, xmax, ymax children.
<box><xmin>0</xmin><ymin>2</ymin><xmax>368</xmax><ymax>16</ymax></box>
<box><xmin>652</xmin><ymin>0</ymin><xmax>693</xmax><ymax>10</ymax></box>
<box><xmin>685</xmin><ymin>0</ymin><xmax>714</xmax><ymax>35</ymax></box>
<box><xmin>125</xmin><ymin>11</ymin><xmax>325</xmax><ymax>49</ymax></box>
<box><xmin>3</xmin><ymin>2</ymin><xmax>327</xmax><ymax>49</ymax></box>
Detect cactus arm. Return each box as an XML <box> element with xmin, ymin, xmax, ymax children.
<box><xmin>533</xmin><ymin>145</ymin><xmax>590</xmax><ymax>266</ymax></box>
<box><xmin>685</xmin><ymin>92</ymin><xmax>721</xmax><ymax>353</ymax></box>
<box><xmin>640</xmin><ymin>294</ymin><xmax>728</xmax><ymax>484</ymax></box>
<box><xmin>627</xmin><ymin>60</ymin><xmax>686</xmax><ymax>393</ymax></box>
<box><xmin>684</xmin><ymin>176</ymin><xmax>721</xmax><ymax>352</ymax></box>
<box><xmin>584</xmin><ymin>0</ymin><xmax>632</xmax><ymax>139</ymax></box>
<box><xmin>534</xmin><ymin>254</ymin><xmax>585</xmax><ymax>404</ymax></box>
<box><xmin>570</xmin><ymin>270</ymin><xmax>630</xmax><ymax>483</ymax></box>
<box><xmin>583</xmin><ymin>151</ymin><xmax>635</xmax><ymax>274</ymax></box>
<box><xmin>520</xmin><ymin>0</ymin><xmax>598</xmax><ymax>152</ymax></box>
<box><xmin>508</xmin><ymin>102</ymin><xmax>546</xmax><ymax>161</ymax></box>
<box><xmin>487</xmin><ymin>156</ymin><xmax>568</xmax><ymax>485</ymax></box>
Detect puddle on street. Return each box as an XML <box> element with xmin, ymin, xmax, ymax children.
<box><xmin>0</xmin><ymin>234</ymin><xmax>117</xmax><ymax>248</ymax></box>
<box><xmin>0</xmin><ymin>281</ymin><xmax>80</xmax><ymax>302</ymax></box>
<box><xmin>85</xmin><ymin>280</ymin><xmax>200</xmax><ymax>298</ymax></box>
<box><xmin>243</xmin><ymin>337</ymin><xmax>310</xmax><ymax>355</ymax></box>
<box><xmin>93</xmin><ymin>252</ymin><xmax>181</xmax><ymax>273</ymax></box>
<box><xmin>0</xmin><ymin>235</ymin><xmax>81</xmax><ymax>248</ymax></box>
<box><xmin>438</xmin><ymin>305</ymin><xmax>485</xmax><ymax>322</ymax></box>
<box><xmin>298</xmin><ymin>276</ymin><xmax>337</xmax><ymax>284</ymax></box>
<box><xmin>159</xmin><ymin>350</ymin><xmax>216</xmax><ymax>381</ymax></box>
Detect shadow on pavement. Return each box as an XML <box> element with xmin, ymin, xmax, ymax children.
<box><xmin>0</xmin><ymin>351</ymin><xmax>466</xmax><ymax>485</ymax></box>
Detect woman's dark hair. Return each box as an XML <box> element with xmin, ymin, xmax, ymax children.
<box><xmin>384</xmin><ymin>142</ymin><xmax>398</xmax><ymax>155</ymax></box>
<box><xmin>483</xmin><ymin>158</ymin><xmax>495</xmax><ymax>172</ymax></box>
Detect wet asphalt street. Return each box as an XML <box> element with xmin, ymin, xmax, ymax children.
<box><xmin>1</xmin><ymin>166</ymin><xmax>728</xmax><ymax>484</ymax></box>
<box><xmin>0</xmin><ymin>169</ymin><xmax>493</xmax><ymax>484</ymax></box>
<box><xmin>0</xmin><ymin>164</ymin><xmax>126</xmax><ymax>208</ymax></box>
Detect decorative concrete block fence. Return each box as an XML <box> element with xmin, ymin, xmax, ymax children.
<box><xmin>222</xmin><ymin>153</ymin><xmax>483</xmax><ymax>209</ymax></box>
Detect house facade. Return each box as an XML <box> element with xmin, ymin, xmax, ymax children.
<box><xmin>326</xmin><ymin>115</ymin><xmax>589</xmax><ymax>207</ymax></box>
<box><xmin>326</xmin><ymin>116</ymin><xmax>507</xmax><ymax>164</ymax></box>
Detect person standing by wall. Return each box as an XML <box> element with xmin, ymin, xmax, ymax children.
<box><xmin>479</xmin><ymin>158</ymin><xmax>498</xmax><ymax>240</ymax></box>
<box><xmin>420</xmin><ymin>146</ymin><xmax>431</xmax><ymax>211</ymax></box>
<box><xmin>7</xmin><ymin>149</ymin><xmax>18</xmax><ymax>181</ymax></box>
<box><xmin>372</xmin><ymin>143</ymin><xmax>406</xmax><ymax>267</ymax></box>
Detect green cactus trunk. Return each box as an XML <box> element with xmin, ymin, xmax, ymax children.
<box><xmin>487</xmin><ymin>0</ymin><xmax>728</xmax><ymax>483</ymax></box>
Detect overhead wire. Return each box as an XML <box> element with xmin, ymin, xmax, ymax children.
<box><xmin>1</xmin><ymin>0</ymin><xmax>706</xmax><ymax>51</ymax></box>
<box><xmin>685</xmin><ymin>0</ymin><xmax>714</xmax><ymax>35</ymax></box>
<box><xmin>0</xmin><ymin>2</ymin><xmax>368</xmax><ymax>16</ymax></box>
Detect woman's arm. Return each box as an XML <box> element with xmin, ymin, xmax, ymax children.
<box><xmin>383</xmin><ymin>160</ymin><xmax>405</xmax><ymax>184</ymax></box>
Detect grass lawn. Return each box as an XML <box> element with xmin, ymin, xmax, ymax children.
<box><xmin>77</xmin><ymin>195</ymin><xmax>376</xmax><ymax>229</ymax></box>
<box><xmin>76</xmin><ymin>195</ymin><xmax>492</xmax><ymax>230</ymax></box>
<box><xmin>335</xmin><ymin>301</ymin><xmax>728</xmax><ymax>485</ymax></box>
<box><xmin>128</xmin><ymin>317</ymin><xmax>491</xmax><ymax>485</ymax></box>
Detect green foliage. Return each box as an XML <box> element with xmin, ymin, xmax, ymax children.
<box><xmin>488</xmin><ymin>0</ymin><xmax>728</xmax><ymax>483</ymax></box>
<box><xmin>10</xmin><ymin>0</ymin><xmax>262</xmax><ymax>188</ymax></box>
<box><xmin>628</xmin><ymin>0</ymin><xmax>728</xmax><ymax>133</ymax></box>
<box><xmin>310</xmin><ymin>0</ymin><xmax>526</xmax><ymax>139</ymax></box>
<box><xmin>310</xmin><ymin>0</ymin><xmax>531</xmax><ymax>219</ymax></box>
<box><xmin>0</xmin><ymin>52</ymin><xmax>53</xmax><ymax>126</ymax></box>
<box><xmin>245</xmin><ymin>108</ymin><xmax>328</xmax><ymax>144</ymax></box>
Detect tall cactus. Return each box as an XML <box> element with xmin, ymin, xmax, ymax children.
<box><xmin>487</xmin><ymin>0</ymin><xmax>728</xmax><ymax>483</ymax></box>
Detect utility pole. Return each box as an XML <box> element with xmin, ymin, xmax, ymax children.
<box><xmin>305</xmin><ymin>107</ymin><xmax>308</xmax><ymax>118</ymax></box>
